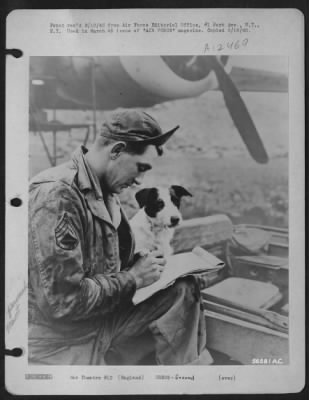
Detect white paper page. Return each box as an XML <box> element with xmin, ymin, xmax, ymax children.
<box><xmin>133</xmin><ymin>251</ymin><xmax>221</xmax><ymax>304</ymax></box>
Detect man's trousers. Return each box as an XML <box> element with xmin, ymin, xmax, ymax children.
<box><xmin>28</xmin><ymin>277</ymin><xmax>213</xmax><ymax>365</ymax></box>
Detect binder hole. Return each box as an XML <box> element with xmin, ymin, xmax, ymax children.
<box><xmin>5</xmin><ymin>49</ymin><xmax>23</xmax><ymax>58</ymax></box>
<box><xmin>5</xmin><ymin>347</ymin><xmax>23</xmax><ymax>357</ymax></box>
<box><xmin>10</xmin><ymin>198</ymin><xmax>22</xmax><ymax>207</ymax></box>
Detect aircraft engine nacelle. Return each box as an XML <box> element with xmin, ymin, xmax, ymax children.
<box><xmin>32</xmin><ymin>56</ymin><xmax>231</xmax><ymax>110</ymax></box>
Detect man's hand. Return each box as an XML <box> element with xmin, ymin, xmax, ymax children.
<box><xmin>129</xmin><ymin>250</ymin><xmax>166</xmax><ymax>289</ymax></box>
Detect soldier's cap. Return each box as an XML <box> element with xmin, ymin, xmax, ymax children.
<box><xmin>100</xmin><ymin>110</ymin><xmax>179</xmax><ymax>146</ymax></box>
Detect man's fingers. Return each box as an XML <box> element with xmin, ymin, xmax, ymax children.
<box><xmin>160</xmin><ymin>258</ymin><xmax>167</xmax><ymax>266</ymax></box>
<box><xmin>154</xmin><ymin>259</ymin><xmax>166</xmax><ymax>266</ymax></box>
<box><xmin>151</xmin><ymin>256</ymin><xmax>166</xmax><ymax>266</ymax></box>
<box><xmin>155</xmin><ymin>269</ymin><xmax>161</xmax><ymax>279</ymax></box>
<box><xmin>151</xmin><ymin>249</ymin><xmax>164</xmax><ymax>258</ymax></box>
<box><xmin>138</xmin><ymin>249</ymin><xmax>150</xmax><ymax>258</ymax></box>
<box><xmin>151</xmin><ymin>264</ymin><xmax>164</xmax><ymax>273</ymax></box>
<box><xmin>153</xmin><ymin>267</ymin><xmax>162</xmax><ymax>280</ymax></box>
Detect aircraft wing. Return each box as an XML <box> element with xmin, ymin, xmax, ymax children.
<box><xmin>229</xmin><ymin>66</ymin><xmax>288</xmax><ymax>93</ymax></box>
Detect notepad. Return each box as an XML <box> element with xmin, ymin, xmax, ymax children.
<box><xmin>132</xmin><ymin>247</ymin><xmax>224</xmax><ymax>305</ymax></box>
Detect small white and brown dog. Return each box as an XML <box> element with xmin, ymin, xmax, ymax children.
<box><xmin>130</xmin><ymin>185</ymin><xmax>192</xmax><ymax>257</ymax></box>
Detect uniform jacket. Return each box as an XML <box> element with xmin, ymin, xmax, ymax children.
<box><xmin>28</xmin><ymin>146</ymin><xmax>136</xmax><ymax>340</ymax></box>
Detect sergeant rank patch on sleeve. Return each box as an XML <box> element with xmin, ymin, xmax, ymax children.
<box><xmin>55</xmin><ymin>212</ymin><xmax>79</xmax><ymax>250</ymax></box>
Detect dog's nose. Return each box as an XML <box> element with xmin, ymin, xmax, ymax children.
<box><xmin>170</xmin><ymin>216</ymin><xmax>180</xmax><ymax>226</ymax></box>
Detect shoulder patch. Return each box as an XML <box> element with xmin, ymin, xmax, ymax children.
<box><xmin>55</xmin><ymin>212</ymin><xmax>79</xmax><ymax>250</ymax></box>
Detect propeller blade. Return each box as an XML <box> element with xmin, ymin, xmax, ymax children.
<box><xmin>208</xmin><ymin>56</ymin><xmax>269</xmax><ymax>164</ymax></box>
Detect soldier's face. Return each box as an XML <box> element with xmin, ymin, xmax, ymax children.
<box><xmin>105</xmin><ymin>145</ymin><xmax>157</xmax><ymax>194</ymax></box>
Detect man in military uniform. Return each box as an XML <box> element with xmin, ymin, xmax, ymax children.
<box><xmin>28</xmin><ymin>110</ymin><xmax>213</xmax><ymax>365</ymax></box>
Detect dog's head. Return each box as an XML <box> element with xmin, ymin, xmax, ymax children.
<box><xmin>135</xmin><ymin>185</ymin><xmax>192</xmax><ymax>228</ymax></box>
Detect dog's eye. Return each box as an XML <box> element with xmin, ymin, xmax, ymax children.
<box><xmin>157</xmin><ymin>200</ymin><xmax>164</xmax><ymax>209</ymax></box>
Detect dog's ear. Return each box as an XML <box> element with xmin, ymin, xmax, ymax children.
<box><xmin>170</xmin><ymin>185</ymin><xmax>193</xmax><ymax>199</ymax></box>
<box><xmin>135</xmin><ymin>188</ymin><xmax>156</xmax><ymax>208</ymax></box>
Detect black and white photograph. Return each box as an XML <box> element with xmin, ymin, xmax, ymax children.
<box><xmin>5</xmin><ymin>9</ymin><xmax>305</xmax><ymax>395</ymax></box>
<box><xmin>28</xmin><ymin>55</ymin><xmax>289</xmax><ymax>367</ymax></box>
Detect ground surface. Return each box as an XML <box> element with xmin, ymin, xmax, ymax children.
<box><xmin>29</xmin><ymin>91</ymin><xmax>288</xmax><ymax>228</ymax></box>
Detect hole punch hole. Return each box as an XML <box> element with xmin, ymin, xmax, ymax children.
<box><xmin>5</xmin><ymin>49</ymin><xmax>23</xmax><ymax>58</ymax></box>
<box><xmin>10</xmin><ymin>198</ymin><xmax>22</xmax><ymax>207</ymax></box>
<box><xmin>5</xmin><ymin>347</ymin><xmax>23</xmax><ymax>357</ymax></box>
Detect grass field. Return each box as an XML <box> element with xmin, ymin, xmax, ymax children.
<box><xmin>29</xmin><ymin>91</ymin><xmax>288</xmax><ymax>228</ymax></box>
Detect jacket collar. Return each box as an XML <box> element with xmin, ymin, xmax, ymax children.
<box><xmin>72</xmin><ymin>146</ymin><xmax>122</xmax><ymax>229</ymax></box>
<box><xmin>72</xmin><ymin>146</ymin><xmax>102</xmax><ymax>198</ymax></box>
